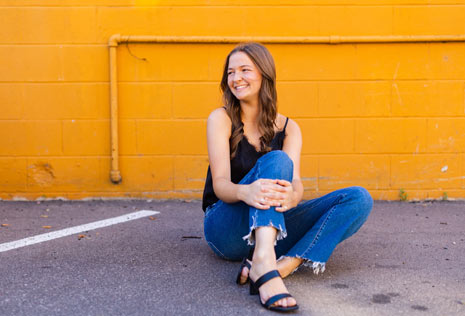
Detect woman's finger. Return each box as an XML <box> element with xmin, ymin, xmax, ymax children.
<box><xmin>275</xmin><ymin>204</ymin><xmax>289</xmax><ymax>212</ymax></box>
<box><xmin>258</xmin><ymin>195</ymin><xmax>283</xmax><ymax>207</ymax></box>
<box><xmin>276</xmin><ymin>179</ymin><xmax>292</xmax><ymax>186</ymax></box>
<box><xmin>273</xmin><ymin>184</ymin><xmax>289</xmax><ymax>192</ymax></box>
<box><xmin>258</xmin><ymin>196</ymin><xmax>275</xmax><ymax>208</ymax></box>
<box><xmin>262</xmin><ymin>183</ymin><xmax>287</xmax><ymax>193</ymax></box>
<box><xmin>264</xmin><ymin>192</ymin><xmax>285</xmax><ymax>200</ymax></box>
<box><xmin>259</xmin><ymin>178</ymin><xmax>279</xmax><ymax>185</ymax></box>
<box><xmin>267</xmin><ymin>198</ymin><xmax>282</xmax><ymax>206</ymax></box>
<box><xmin>255</xmin><ymin>201</ymin><xmax>270</xmax><ymax>209</ymax></box>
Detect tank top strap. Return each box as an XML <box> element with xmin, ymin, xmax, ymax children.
<box><xmin>283</xmin><ymin>117</ymin><xmax>289</xmax><ymax>132</ymax></box>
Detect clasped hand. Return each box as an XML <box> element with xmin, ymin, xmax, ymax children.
<box><xmin>244</xmin><ymin>178</ymin><xmax>294</xmax><ymax>212</ymax></box>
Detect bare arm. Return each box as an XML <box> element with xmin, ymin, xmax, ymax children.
<box><xmin>276</xmin><ymin>118</ymin><xmax>304</xmax><ymax>210</ymax></box>
<box><xmin>207</xmin><ymin>108</ymin><xmax>243</xmax><ymax>203</ymax></box>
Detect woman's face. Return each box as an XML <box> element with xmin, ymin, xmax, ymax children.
<box><xmin>227</xmin><ymin>51</ymin><xmax>262</xmax><ymax>103</ymax></box>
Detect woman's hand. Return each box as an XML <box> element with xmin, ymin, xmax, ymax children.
<box><xmin>239</xmin><ymin>179</ymin><xmax>294</xmax><ymax>212</ymax></box>
<box><xmin>274</xmin><ymin>179</ymin><xmax>295</xmax><ymax>212</ymax></box>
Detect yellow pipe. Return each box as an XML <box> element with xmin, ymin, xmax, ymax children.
<box><xmin>108</xmin><ymin>34</ymin><xmax>465</xmax><ymax>184</ymax></box>
<box><xmin>113</xmin><ymin>34</ymin><xmax>465</xmax><ymax>44</ymax></box>
<box><xmin>109</xmin><ymin>36</ymin><xmax>122</xmax><ymax>183</ymax></box>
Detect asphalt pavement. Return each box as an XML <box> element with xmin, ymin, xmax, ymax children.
<box><xmin>0</xmin><ymin>199</ymin><xmax>464</xmax><ymax>316</ymax></box>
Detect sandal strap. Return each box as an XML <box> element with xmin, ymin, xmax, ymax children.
<box><xmin>264</xmin><ymin>293</ymin><xmax>293</xmax><ymax>309</ymax></box>
<box><xmin>247</xmin><ymin>247</ymin><xmax>254</xmax><ymax>260</ymax></box>
<box><xmin>244</xmin><ymin>247</ymin><xmax>253</xmax><ymax>269</ymax></box>
<box><xmin>254</xmin><ymin>270</ymin><xmax>281</xmax><ymax>289</ymax></box>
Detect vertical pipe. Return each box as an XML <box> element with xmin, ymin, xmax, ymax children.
<box><xmin>109</xmin><ymin>37</ymin><xmax>122</xmax><ymax>184</ymax></box>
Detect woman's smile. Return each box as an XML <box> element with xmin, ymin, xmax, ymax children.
<box><xmin>235</xmin><ymin>84</ymin><xmax>248</xmax><ymax>90</ymax></box>
<box><xmin>234</xmin><ymin>84</ymin><xmax>250</xmax><ymax>93</ymax></box>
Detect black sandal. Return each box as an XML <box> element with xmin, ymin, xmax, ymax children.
<box><xmin>235</xmin><ymin>248</ymin><xmax>254</xmax><ymax>285</ymax></box>
<box><xmin>249</xmin><ymin>270</ymin><xmax>299</xmax><ymax>313</ymax></box>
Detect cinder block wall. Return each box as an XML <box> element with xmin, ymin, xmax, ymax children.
<box><xmin>1</xmin><ymin>0</ymin><xmax>464</xmax><ymax>201</ymax></box>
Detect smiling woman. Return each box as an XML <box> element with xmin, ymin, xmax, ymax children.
<box><xmin>221</xmin><ymin>43</ymin><xmax>278</xmax><ymax>160</ymax></box>
<box><xmin>202</xmin><ymin>42</ymin><xmax>373</xmax><ymax>312</ymax></box>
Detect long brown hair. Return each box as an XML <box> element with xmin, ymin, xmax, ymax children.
<box><xmin>220</xmin><ymin>42</ymin><xmax>278</xmax><ymax>159</ymax></box>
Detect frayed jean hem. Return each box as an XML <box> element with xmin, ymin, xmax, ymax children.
<box><xmin>243</xmin><ymin>209</ymin><xmax>287</xmax><ymax>246</ymax></box>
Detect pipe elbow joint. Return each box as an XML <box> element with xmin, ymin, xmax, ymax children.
<box><xmin>109</xmin><ymin>34</ymin><xmax>121</xmax><ymax>47</ymax></box>
<box><xmin>110</xmin><ymin>170</ymin><xmax>122</xmax><ymax>184</ymax></box>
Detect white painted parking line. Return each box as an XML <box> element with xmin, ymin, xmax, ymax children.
<box><xmin>0</xmin><ymin>210</ymin><xmax>159</xmax><ymax>253</ymax></box>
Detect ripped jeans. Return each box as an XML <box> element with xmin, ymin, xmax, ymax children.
<box><xmin>203</xmin><ymin>150</ymin><xmax>373</xmax><ymax>274</ymax></box>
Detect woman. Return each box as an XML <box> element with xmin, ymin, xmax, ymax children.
<box><xmin>202</xmin><ymin>42</ymin><xmax>373</xmax><ymax>312</ymax></box>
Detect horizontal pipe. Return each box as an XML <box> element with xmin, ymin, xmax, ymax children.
<box><xmin>110</xmin><ymin>34</ymin><xmax>465</xmax><ymax>46</ymax></box>
<box><xmin>108</xmin><ymin>34</ymin><xmax>465</xmax><ymax>184</ymax></box>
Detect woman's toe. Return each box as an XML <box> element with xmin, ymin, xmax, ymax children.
<box><xmin>288</xmin><ymin>297</ymin><xmax>296</xmax><ymax>306</ymax></box>
<box><xmin>240</xmin><ymin>267</ymin><xmax>249</xmax><ymax>284</ymax></box>
<box><xmin>272</xmin><ymin>298</ymin><xmax>286</xmax><ymax>308</ymax></box>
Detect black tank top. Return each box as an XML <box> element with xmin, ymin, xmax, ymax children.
<box><xmin>202</xmin><ymin>117</ymin><xmax>289</xmax><ymax>212</ymax></box>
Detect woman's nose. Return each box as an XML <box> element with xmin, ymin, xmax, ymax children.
<box><xmin>233</xmin><ymin>72</ymin><xmax>243</xmax><ymax>82</ymax></box>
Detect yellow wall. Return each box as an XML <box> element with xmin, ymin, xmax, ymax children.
<box><xmin>1</xmin><ymin>0</ymin><xmax>465</xmax><ymax>201</ymax></box>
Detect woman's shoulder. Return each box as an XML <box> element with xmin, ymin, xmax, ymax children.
<box><xmin>276</xmin><ymin>113</ymin><xmax>300</xmax><ymax>136</ymax></box>
<box><xmin>208</xmin><ymin>107</ymin><xmax>230</xmax><ymax>122</ymax></box>
<box><xmin>276</xmin><ymin>113</ymin><xmax>298</xmax><ymax>130</ymax></box>
<box><xmin>207</xmin><ymin>107</ymin><xmax>232</xmax><ymax>135</ymax></box>
<box><xmin>275</xmin><ymin>113</ymin><xmax>286</xmax><ymax>131</ymax></box>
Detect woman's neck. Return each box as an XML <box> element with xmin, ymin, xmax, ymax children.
<box><xmin>240</xmin><ymin>100</ymin><xmax>260</xmax><ymax>125</ymax></box>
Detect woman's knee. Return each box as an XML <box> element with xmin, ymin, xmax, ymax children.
<box><xmin>261</xmin><ymin>150</ymin><xmax>292</xmax><ymax>164</ymax></box>
<box><xmin>346</xmin><ymin>186</ymin><xmax>373</xmax><ymax>216</ymax></box>
<box><xmin>257</xmin><ymin>150</ymin><xmax>293</xmax><ymax>180</ymax></box>
<box><xmin>204</xmin><ymin>222</ymin><xmax>248</xmax><ymax>261</ymax></box>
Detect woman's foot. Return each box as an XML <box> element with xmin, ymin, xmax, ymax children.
<box><xmin>240</xmin><ymin>256</ymin><xmax>303</xmax><ymax>284</ymax></box>
<box><xmin>277</xmin><ymin>256</ymin><xmax>304</xmax><ymax>278</ymax></box>
<box><xmin>249</xmin><ymin>254</ymin><xmax>297</xmax><ymax>308</ymax></box>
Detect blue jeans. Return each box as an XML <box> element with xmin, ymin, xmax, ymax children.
<box><xmin>203</xmin><ymin>150</ymin><xmax>373</xmax><ymax>274</ymax></box>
